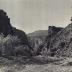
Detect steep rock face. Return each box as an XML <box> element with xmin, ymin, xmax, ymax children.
<box><xmin>49</xmin><ymin>23</ymin><xmax>72</xmax><ymax>57</ymax></box>
<box><xmin>40</xmin><ymin>26</ymin><xmax>63</xmax><ymax>56</ymax></box>
<box><xmin>46</xmin><ymin>26</ymin><xmax>63</xmax><ymax>49</ymax></box>
<box><xmin>48</xmin><ymin>26</ymin><xmax>63</xmax><ymax>36</ymax></box>
<box><xmin>0</xmin><ymin>9</ymin><xmax>32</xmax><ymax>56</ymax></box>
<box><xmin>0</xmin><ymin>9</ymin><xmax>30</xmax><ymax>48</ymax></box>
<box><xmin>0</xmin><ymin>10</ymin><xmax>13</xmax><ymax>36</ymax></box>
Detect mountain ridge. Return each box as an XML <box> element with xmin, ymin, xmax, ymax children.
<box><xmin>28</xmin><ymin>30</ymin><xmax>48</xmax><ymax>37</ymax></box>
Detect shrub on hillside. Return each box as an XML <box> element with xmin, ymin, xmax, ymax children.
<box><xmin>15</xmin><ymin>45</ymin><xmax>32</xmax><ymax>56</ymax></box>
<box><xmin>0</xmin><ymin>34</ymin><xmax>20</xmax><ymax>56</ymax></box>
<box><xmin>0</xmin><ymin>34</ymin><xmax>31</xmax><ymax>57</ymax></box>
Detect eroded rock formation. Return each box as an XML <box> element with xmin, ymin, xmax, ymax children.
<box><xmin>49</xmin><ymin>23</ymin><xmax>72</xmax><ymax>57</ymax></box>
<box><xmin>0</xmin><ymin>9</ymin><xmax>32</xmax><ymax>56</ymax></box>
<box><xmin>46</xmin><ymin>26</ymin><xmax>63</xmax><ymax>49</ymax></box>
<box><xmin>0</xmin><ymin>10</ymin><xmax>13</xmax><ymax>36</ymax></box>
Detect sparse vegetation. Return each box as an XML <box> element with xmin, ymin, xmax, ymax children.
<box><xmin>0</xmin><ymin>34</ymin><xmax>32</xmax><ymax>57</ymax></box>
<box><xmin>0</xmin><ymin>9</ymin><xmax>72</xmax><ymax>72</ymax></box>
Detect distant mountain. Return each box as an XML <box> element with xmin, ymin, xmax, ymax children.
<box><xmin>28</xmin><ymin>30</ymin><xmax>48</xmax><ymax>37</ymax></box>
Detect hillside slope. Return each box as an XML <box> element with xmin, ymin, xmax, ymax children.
<box><xmin>28</xmin><ymin>30</ymin><xmax>48</xmax><ymax>37</ymax></box>
<box><xmin>28</xmin><ymin>30</ymin><xmax>48</xmax><ymax>55</ymax></box>
<box><xmin>49</xmin><ymin>23</ymin><xmax>72</xmax><ymax>57</ymax></box>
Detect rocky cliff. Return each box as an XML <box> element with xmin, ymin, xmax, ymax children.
<box><xmin>46</xmin><ymin>26</ymin><xmax>63</xmax><ymax>49</ymax></box>
<box><xmin>0</xmin><ymin>10</ymin><xmax>13</xmax><ymax>36</ymax></box>
<box><xmin>0</xmin><ymin>9</ymin><xmax>31</xmax><ymax>47</ymax></box>
<box><xmin>0</xmin><ymin>9</ymin><xmax>32</xmax><ymax>56</ymax></box>
<box><xmin>48</xmin><ymin>23</ymin><xmax>72</xmax><ymax>57</ymax></box>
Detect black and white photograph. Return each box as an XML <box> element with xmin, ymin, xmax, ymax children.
<box><xmin>0</xmin><ymin>0</ymin><xmax>72</xmax><ymax>72</ymax></box>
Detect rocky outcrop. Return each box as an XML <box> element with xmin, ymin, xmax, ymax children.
<box><xmin>46</xmin><ymin>26</ymin><xmax>63</xmax><ymax>49</ymax></box>
<box><xmin>40</xmin><ymin>26</ymin><xmax>63</xmax><ymax>56</ymax></box>
<box><xmin>0</xmin><ymin>10</ymin><xmax>13</xmax><ymax>36</ymax></box>
<box><xmin>48</xmin><ymin>23</ymin><xmax>72</xmax><ymax>57</ymax></box>
<box><xmin>40</xmin><ymin>23</ymin><xmax>72</xmax><ymax>57</ymax></box>
<box><xmin>0</xmin><ymin>9</ymin><xmax>32</xmax><ymax>56</ymax></box>
<box><xmin>0</xmin><ymin>9</ymin><xmax>31</xmax><ymax>48</ymax></box>
<box><xmin>48</xmin><ymin>26</ymin><xmax>63</xmax><ymax>37</ymax></box>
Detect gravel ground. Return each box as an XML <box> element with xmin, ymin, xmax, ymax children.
<box><xmin>0</xmin><ymin>56</ymin><xmax>72</xmax><ymax>72</ymax></box>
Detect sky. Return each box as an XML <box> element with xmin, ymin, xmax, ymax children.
<box><xmin>0</xmin><ymin>0</ymin><xmax>72</xmax><ymax>34</ymax></box>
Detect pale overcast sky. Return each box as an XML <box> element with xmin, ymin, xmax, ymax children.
<box><xmin>0</xmin><ymin>0</ymin><xmax>72</xmax><ymax>34</ymax></box>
